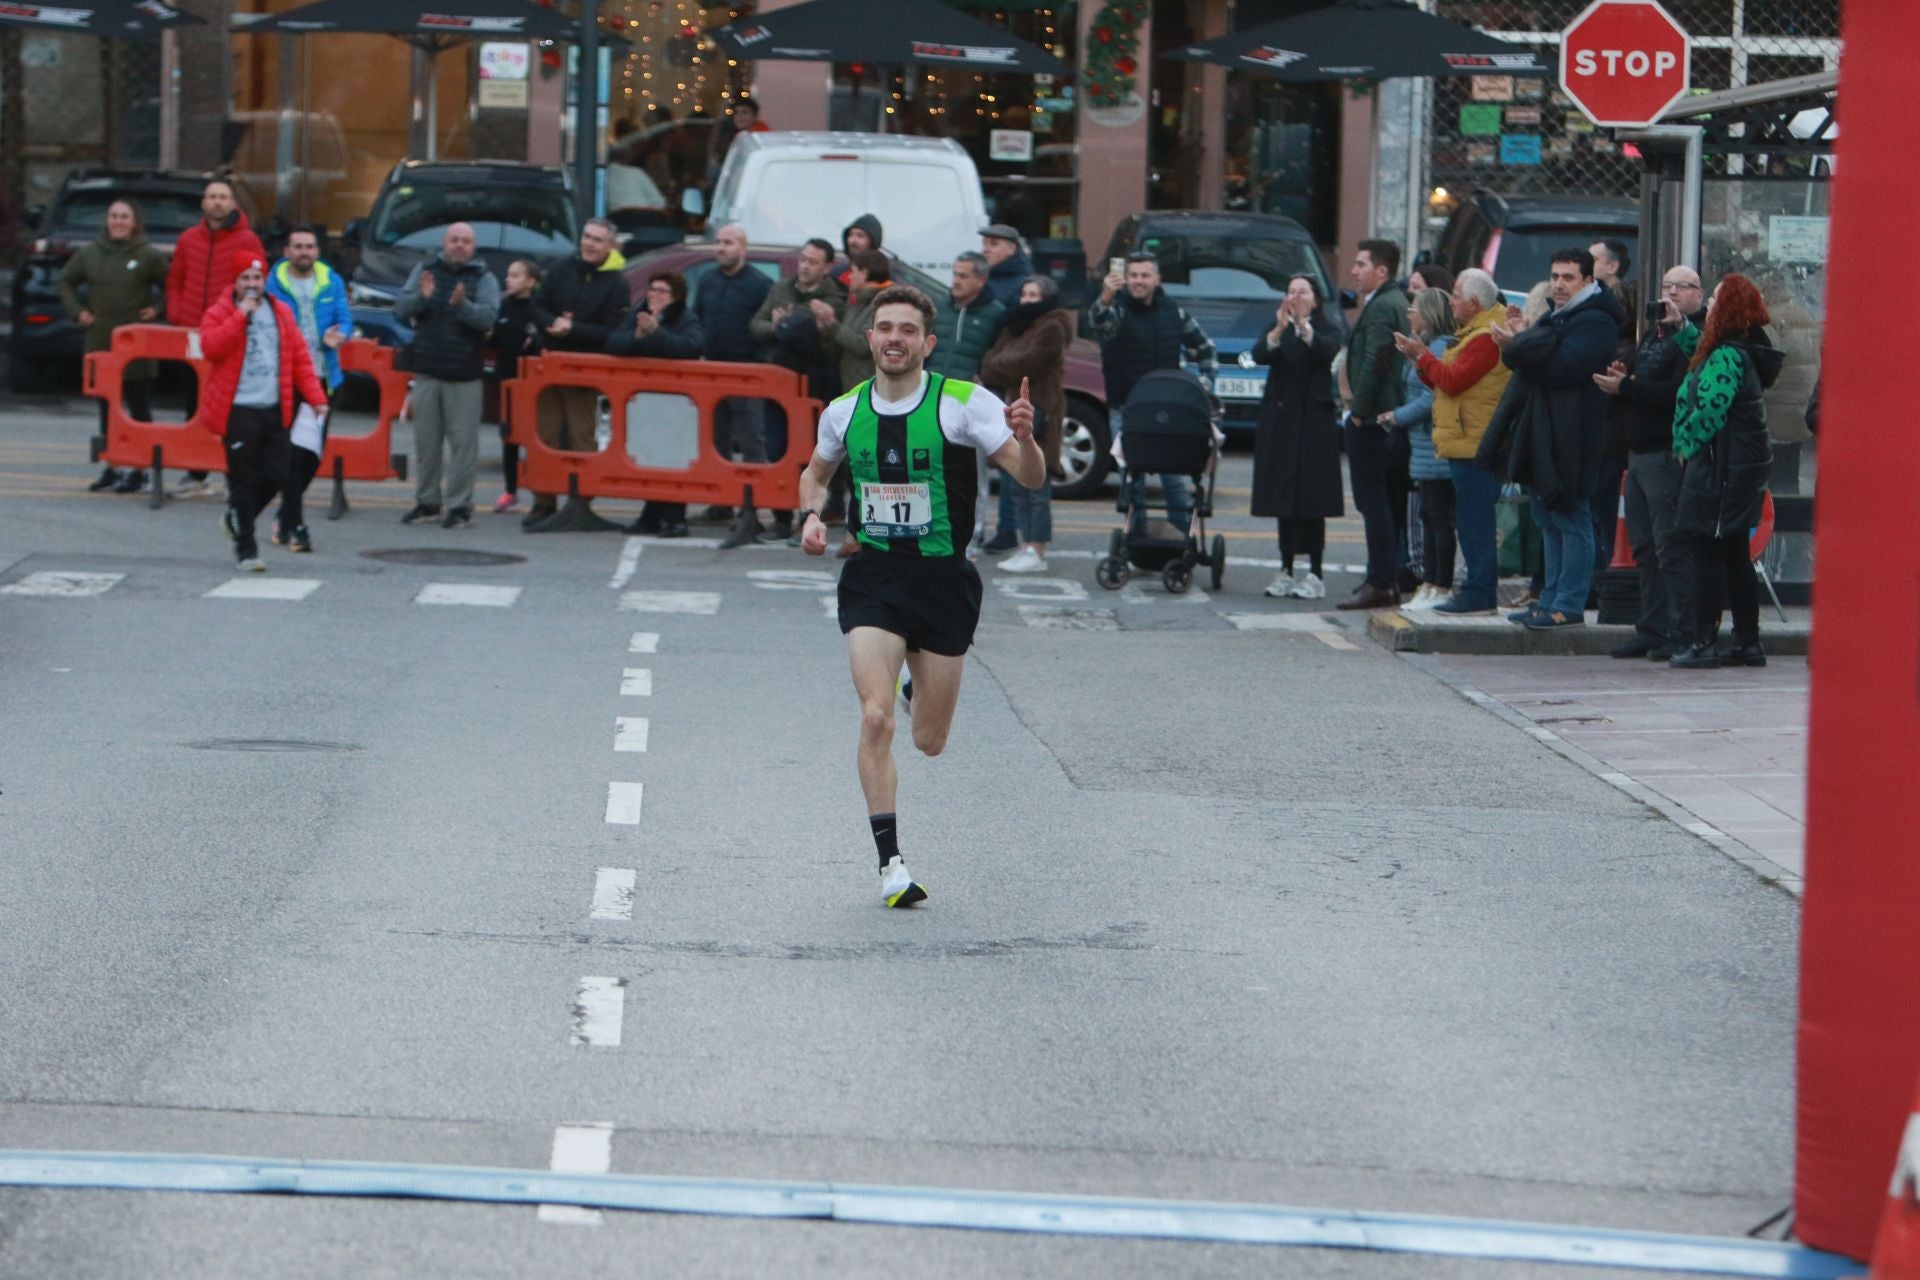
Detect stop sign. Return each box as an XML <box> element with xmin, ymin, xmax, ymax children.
<box><xmin>1559</xmin><ymin>0</ymin><xmax>1691</xmax><ymax>128</ymax></box>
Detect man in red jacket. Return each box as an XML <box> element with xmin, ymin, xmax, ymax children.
<box><xmin>167</xmin><ymin>178</ymin><xmax>264</xmax><ymax>499</ymax></box>
<box><xmin>200</xmin><ymin>259</ymin><xmax>328</xmax><ymax>572</ymax></box>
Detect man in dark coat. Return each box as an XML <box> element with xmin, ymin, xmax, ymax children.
<box><xmin>609</xmin><ymin>269</ymin><xmax>706</xmax><ymax>538</ymax></box>
<box><xmin>1483</xmin><ymin>246</ymin><xmax>1620</xmax><ymax>629</ymax></box>
<box><xmin>1593</xmin><ymin>265</ymin><xmax>1706</xmax><ymax>658</ymax></box>
<box><xmin>393</xmin><ymin>221</ymin><xmax>500</xmax><ymax>529</ymax></box>
<box><xmin>747</xmin><ymin>236</ymin><xmax>846</xmax><ymax>544</ymax></box>
<box><xmin>979</xmin><ymin>223</ymin><xmax>1035</xmax><ymax>308</ymax></box>
<box><xmin>1337</xmin><ymin>238</ymin><xmax>1412</xmax><ymax>610</ymax></box>
<box><xmin>524</xmin><ymin>217</ymin><xmax>631</xmax><ymax>528</ymax></box>
<box><xmin>692</xmin><ymin>222</ymin><xmax>774</xmax><ymax>524</ymax></box>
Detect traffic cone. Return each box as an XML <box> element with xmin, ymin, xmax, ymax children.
<box><xmin>1609</xmin><ymin>472</ymin><xmax>1635</xmax><ymax>569</ymax></box>
<box><xmin>1870</xmin><ymin>1086</ymin><xmax>1920</xmax><ymax>1278</ymax></box>
<box><xmin>1594</xmin><ymin>473</ymin><xmax>1639</xmax><ymax>624</ymax></box>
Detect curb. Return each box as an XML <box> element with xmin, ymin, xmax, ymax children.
<box><xmin>1369</xmin><ymin>610</ymin><xmax>1812</xmax><ymax>657</ymax></box>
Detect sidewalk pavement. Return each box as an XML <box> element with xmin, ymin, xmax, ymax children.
<box><xmin>1409</xmin><ymin>653</ymin><xmax>1809</xmax><ymax>896</ymax></box>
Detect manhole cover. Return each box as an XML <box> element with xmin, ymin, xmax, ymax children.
<box><xmin>185</xmin><ymin>739</ymin><xmax>363</xmax><ymax>753</ymax></box>
<box><xmin>360</xmin><ymin>548</ymin><xmax>526</xmax><ymax>566</ymax></box>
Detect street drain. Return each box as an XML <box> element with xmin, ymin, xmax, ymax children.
<box><xmin>360</xmin><ymin>548</ymin><xmax>526</xmax><ymax>566</ymax></box>
<box><xmin>185</xmin><ymin>739</ymin><xmax>363</xmax><ymax>753</ymax></box>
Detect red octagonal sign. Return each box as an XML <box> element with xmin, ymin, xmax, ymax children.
<box><xmin>1560</xmin><ymin>0</ymin><xmax>1692</xmax><ymax>128</ymax></box>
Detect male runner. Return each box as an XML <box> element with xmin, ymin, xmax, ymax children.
<box><xmin>798</xmin><ymin>285</ymin><xmax>1043</xmax><ymax>907</ymax></box>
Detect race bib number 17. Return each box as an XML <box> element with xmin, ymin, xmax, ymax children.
<box><xmin>861</xmin><ymin>482</ymin><xmax>933</xmax><ymax>539</ymax></box>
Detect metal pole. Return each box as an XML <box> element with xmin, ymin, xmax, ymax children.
<box><xmin>276</xmin><ymin>34</ymin><xmax>297</xmax><ymax>217</ymax></box>
<box><xmin>1404</xmin><ymin>76</ymin><xmax>1425</xmax><ymax>260</ymax></box>
<box><xmin>158</xmin><ymin>30</ymin><xmax>179</xmax><ymax>169</ymax></box>
<box><xmin>426</xmin><ymin>49</ymin><xmax>440</xmax><ymax>158</ymax></box>
<box><xmin>573</xmin><ymin>0</ymin><xmax>600</xmax><ymax>225</ymax></box>
<box><xmin>1681</xmin><ymin>124</ymin><xmax>1702</xmax><ymax>269</ymax></box>
<box><xmin>409</xmin><ymin>44</ymin><xmax>429</xmax><ymax>157</ymax></box>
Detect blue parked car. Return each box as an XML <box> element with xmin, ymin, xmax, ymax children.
<box><xmin>1097</xmin><ymin>211</ymin><xmax>1340</xmax><ymax>435</ymax></box>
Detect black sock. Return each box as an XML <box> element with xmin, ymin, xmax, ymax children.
<box><xmin>899</xmin><ymin>678</ymin><xmax>912</xmax><ymax>706</ymax></box>
<box><xmin>870</xmin><ymin>813</ymin><xmax>900</xmax><ymax>869</ymax></box>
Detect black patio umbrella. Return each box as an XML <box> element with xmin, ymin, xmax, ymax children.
<box><xmin>241</xmin><ymin>0</ymin><xmax>607</xmax><ymax>50</ymax></box>
<box><xmin>0</xmin><ymin>0</ymin><xmax>201</xmax><ymax>37</ymax></box>
<box><xmin>713</xmin><ymin>0</ymin><xmax>1070</xmax><ymax>75</ymax></box>
<box><xmin>1162</xmin><ymin>0</ymin><xmax>1549</xmax><ymax>81</ymax></box>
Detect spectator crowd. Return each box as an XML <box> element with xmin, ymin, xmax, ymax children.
<box><xmin>59</xmin><ymin>175</ymin><xmax>1785</xmax><ymax>664</ymax></box>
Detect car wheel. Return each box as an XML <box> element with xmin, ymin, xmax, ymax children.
<box><xmin>7</xmin><ymin>340</ymin><xmax>45</xmax><ymax>394</ymax></box>
<box><xmin>1052</xmin><ymin>395</ymin><xmax>1110</xmax><ymax>501</ymax></box>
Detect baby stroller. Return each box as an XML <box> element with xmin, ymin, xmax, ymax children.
<box><xmin>1095</xmin><ymin>368</ymin><xmax>1226</xmax><ymax>595</ymax></box>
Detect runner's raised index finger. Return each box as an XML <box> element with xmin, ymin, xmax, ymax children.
<box><xmin>1020</xmin><ymin>377</ymin><xmax>1030</xmax><ymax>404</ymax></box>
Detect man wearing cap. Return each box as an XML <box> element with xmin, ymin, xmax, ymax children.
<box><xmin>979</xmin><ymin>224</ymin><xmax>1035</xmax><ymax>308</ymax></box>
<box><xmin>199</xmin><ymin>258</ymin><xmax>329</xmax><ymax>572</ymax></box>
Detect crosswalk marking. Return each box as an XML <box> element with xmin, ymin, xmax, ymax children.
<box><xmin>1220</xmin><ymin>611</ymin><xmax>1338</xmax><ymax>632</ymax></box>
<box><xmin>620</xmin><ymin>668</ymin><xmax>652</xmax><ymax>697</ymax></box>
<box><xmin>416</xmin><ymin>583</ymin><xmax>522</xmax><ymax>607</ymax></box>
<box><xmin>1</xmin><ymin>571</ymin><xmax>124</xmax><ymax>597</ymax></box>
<box><xmin>1118</xmin><ymin>581</ymin><xmax>1211</xmax><ymax>605</ymax></box>
<box><xmin>748</xmin><ymin>569</ymin><xmax>835</xmax><ymax>591</ymax></box>
<box><xmin>619</xmin><ymin>590</ymin><xmax>720</xmax><ymax>615</ymax></box>
<box><xmin>1018</xmin><ymin>605</ymin><xmax>1119</xmax><ymax>631</ymax></box>
<box><xmin>204</xmin><ymin>577</ymin><xmax>323</xmax><ymax>601</ymax></box>
<box><xmin>614</xmin><ymin>717</ymin><xmax>650</xmax><ymax>753</ymax></box>
<box><xmin>992</xmin><ymin>576</ymin><xmax>1090</xmax><ymax>603</ymax></box>
<box><xmin>628</xmin><ymin>632</ymin><xmax>660</xmax><ymax>654</ymax></box>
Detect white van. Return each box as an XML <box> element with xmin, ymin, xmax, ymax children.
<box><xmin>705</xmin><ymin>132</ymin><xmax>990</xmax><ymax>277</ymax></box>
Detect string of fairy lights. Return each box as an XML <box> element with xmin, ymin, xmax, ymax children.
<box><xmin>594</xmin><ymin>1</ymin><xmax>1068</xmax><ymax>130</ymax></box>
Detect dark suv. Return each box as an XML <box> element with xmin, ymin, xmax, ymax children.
<box><xmin>341</xmin><ymin>160</ymin><xmax>579</xmax><ymax>348</ymax></box>
<box><xmin>1097</xmin><ymin>211</ymin><xmax>1336</xmax><ymax>444</ymax></box>
<box><xmin>8</xmin><ymin>168</ymin><xmax>256</xmax><ymax>392</ymax></box>
<box><xmin>1430</xmin><ymin>191</ymin><xmax>1639</xmax><ymax>304</ymax></box>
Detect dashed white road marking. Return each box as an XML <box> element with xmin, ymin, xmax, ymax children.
<box><xmin>590</xmin><ymin>868</ymin><xmax>637</xmax><ymax>921</ymax></box>
<box><xmin>569</xmin><ymin>977</ymin><xmax>626</xmax><ymax>1047</ymax></box>
<box><xmin>818</xmin><ymin>595</ymin><xmax>839</xmax><ymax>618</ymax></box>
<box><xmin>609</xmin><ymin>537</ymin><xmax>644</xmax><ymax>590</ymax></box>
<box><xmin>204</xmin><ymin>577</ymin><xmax>323</xmax><ymax>601</ymax></box>
<box><xmin>538</xmin><ymin>1123</ymin><xmax>615</xmax><ymax>1225</ymax></box>
<box><xmin>604</xmin><ymin>781</ymin><xmax>644</xmax><ymax>824</ymax></box>
<box><xmin>1118</xmin><ymin>581</ymin><xmax>1210</xmax><ymax>605</ymax></box>
<box><xmin>1</xmin><ymin>571</ymin><xmax>124</xmax><ymax>597</ymax></box>
<box><xmin>992</xmin><ymin>576</ymin><xmax>1089</xmax><ymax>602</ymax></box>
<box><xmin>1220</xmin><ymin>611</ymin><xmax>1338</xmax><ymax>632</ymax></box>
<box><xmin>614</xmin><ymin>717</ymin><xmax>650</xmax><ymax>753</ymax></box>
<box><xmin>620</xmin><ymin>668</ymin><xmax>653</xmax><ymax>697</ymax></box>
<box><xmin>748</xmin><ymin>569</ymin><xmax>835</xmax><ymax>591</ymax></box>
<box><xmin>619</xmin><ymin>589</ymin><xmax>720</xmax><ymax>615</ymax></box>
<box><xmin>416</xmin><ymin>583</ymin><xmax>522</xmax><ymax>607</ymax></box>
<box><xmin>628</xmin><ymin>631</ymin><xmax>660</xmax><ymax>654</ymax></box>
<box><xmin>1018</xmin><ymin>605</ymin><xmax>1119</xmax><ymax>631</ymax></box>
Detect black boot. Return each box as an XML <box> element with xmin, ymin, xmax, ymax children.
<box><xmin>1668</xmin><ymin>643</ymin><xmax>1722</xmax><ymax>670</ymax></box>
<box><xmin>88</xmin><ymin>466</ymin><xmax>121</xmax><ymax>492</ymax></box>
<box><xmin>1718</xmin><ymin>638</ymin><xmax>1767</xmax><ymax>668</ymax></box>
<box><xmin>112</xmin><ymin>469</ymin><xmax>149</xmax><ymax>494</ymax></box>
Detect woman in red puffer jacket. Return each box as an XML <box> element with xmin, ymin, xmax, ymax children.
<box><xmin>200</xmin><ymin>258</ymin><xmax>328</xmax><ymax>571</ymax></box>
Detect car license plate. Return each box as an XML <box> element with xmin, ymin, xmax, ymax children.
<box><xmin>1215</xmin><ymin>375</ymin><xmax>1264</xmax><ymax>400</ymax></box>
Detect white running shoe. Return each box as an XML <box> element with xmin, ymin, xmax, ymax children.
<box><xmin>1288</xmin><ymin>572</ymin><xmax>1325</xmax><ymax>600</ymax></box>
<box><xmin>237</xmin><ymin>557</ymin><xmax>266</xmax><ymax>573</ymax></box>
<box><xmin>169</xmin><ymin>475</ymin><xmax>207</xmax><ymax>498</ymax></box>
<box><xmin>1403</xmin><ymin>584</ymin><xmax>1438</xmax><ymax>611</ymax></box>
<box><xmin>997</xmin><ymin>546</ymin><xmax>1047</xmax><ymax>574</ymax></box>
<box><xmin>1263</xmin><ymin>571</ymin><xmax>1295</xmax><ymax>599</ymax></box>
<box><xmin>880</xmin><ymin>858</ymin><xmax>927</xmax><ymax>908</ymax></box>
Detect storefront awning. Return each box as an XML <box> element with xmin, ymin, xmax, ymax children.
<box><xmin>1162</xmin><ymin>0</ymin><xmax>1550</xmax><ymax>82</ymax></box>
<box><xmin>713</xmin><ymin>0</ymin><xmax>1070</xmax><ymax>76</ymax></box>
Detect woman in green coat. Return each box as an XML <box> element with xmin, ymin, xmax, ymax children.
<box><xmin>61</xmin><ymin>197</ymin><xmax>167</xmax><ymax>493</ymax></box>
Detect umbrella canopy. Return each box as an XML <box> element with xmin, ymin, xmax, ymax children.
<box><xmin>1163</xmin><ymin>0</ymin><xmax>1549</xmax><ymax>81</ymax></box>
<box><xmin>239</xmin><ymin>0</ymin><xmax>607</xmax><ymax>49</ymax></box>
<box><xmin>0</xmin><ymin>0</ymin><xmax>202</xmax><ymax>37</ymax></box>
<box><xmin>713</xmin><ymin>0</ymin><xmax>1070</xmax><ymax>75</ymax></box>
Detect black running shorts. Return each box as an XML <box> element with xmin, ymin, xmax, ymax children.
<box><xmin>837</xmin><ymin>551</ymin><xmax>983</xmax><ymax>657</ymax></box>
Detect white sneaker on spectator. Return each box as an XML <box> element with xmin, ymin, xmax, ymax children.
<box><xmin>1263</xmin><ymin>570</ymin><xmax>1295</xmax><ymax>599</ymax></box>
<box><xmin>1288</xmin><ymin>572</ymin><xmax>1325</xmax><ymax>600</ymax></box>
<box><xmin>998</xmin><ymin>546</ymin><xmax>1047</xmax><ymax>574</ymax></box>
<box><xmin>1404</xmin><ymin>584</ymin><xmax>1438</xmax><ymax>611</ymax></box>
<box><xmin>168</xmin><ymin>475</ymin><xmax>207</xmax><ymax>498</ymax></box>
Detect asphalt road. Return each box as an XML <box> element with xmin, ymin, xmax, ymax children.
<box><xmin>0</xmin><ymin>399</ymin><xmax>1800</xmax><ymax>1278</ymax></box>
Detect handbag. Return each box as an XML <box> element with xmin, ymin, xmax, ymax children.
<box><xmin>1496</xmin><ymin>491</ymin><xmax>1544</xmax><ymax>578</ymax></box>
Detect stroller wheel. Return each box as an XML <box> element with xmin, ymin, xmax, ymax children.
<box><xmin>1108</xmin><ymin>527</ymin><xmax>1125</xmax><ymax>559</ymax></box>
<box><xmin>1096</xmin><ymin>556</ymin><xmax>1129</xmax><ymax>590</ymax></box>
<box><xmin>1209</xmin><ymin>534</ymin><xmax>1226</xmax><ymax>591</ymax></box>
<box><xmin>1162</xmin><ymin>562</ymin><xmax>1192</xmax><ymax>595</ymax></box>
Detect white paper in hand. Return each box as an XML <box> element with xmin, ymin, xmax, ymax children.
<box><xmin>290</xmin><ymin>403</ymin><xmax>326</xmax><ymax>454</ymax></box>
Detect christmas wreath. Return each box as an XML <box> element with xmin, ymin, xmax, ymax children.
<box><xmin>1083</xmin><ymin>0</ymin><xmax>1149</xmax><ymax>105</ymax></box>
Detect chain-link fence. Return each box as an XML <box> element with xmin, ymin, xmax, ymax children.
<box><xmin>1429</xmin><ymin>0</ymin><xmax>1840</xmax><ymax>200</ymax></box>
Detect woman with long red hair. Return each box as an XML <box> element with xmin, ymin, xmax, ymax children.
<box><xmin>1667</xmin><ymin>273</ymin><xmax>1785</xmax><ymax>668</ymax></box>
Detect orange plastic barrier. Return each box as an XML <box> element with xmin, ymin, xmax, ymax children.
<box><xmin>84</xmin><ymin>324</ymin><xmax>408</xmax><ymax>515</ymax></box>
<box><xmin>502</xmin><ymin>352</ymin><xmax>821</xmax><ymax>530</ymax></box>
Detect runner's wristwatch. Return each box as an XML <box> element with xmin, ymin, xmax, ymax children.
<box><xmin>795</xmin><ymin>508</ymin><xmax>818</xmax><ymax>527</ymax></box>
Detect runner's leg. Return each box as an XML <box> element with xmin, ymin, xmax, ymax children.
<box><xmin>902</xmin><ymin>649</ymin><xmax>964</xmax><ymax>757</ymax></box>
<box><xmin>848</xmin><ymin>626</ymin><xmax>909</xmax><ymax>815</ymax></box>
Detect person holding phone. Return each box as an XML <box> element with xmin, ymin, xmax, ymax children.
<box><xmin>198</xmin><ymin>259</ymin><xmax>328</xmax><ymax>572</ymax></box>
<box><xmin>1591</xmin><ymin>265</ymin><xmax>1708</xmax><ymax>659</ymax></box>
